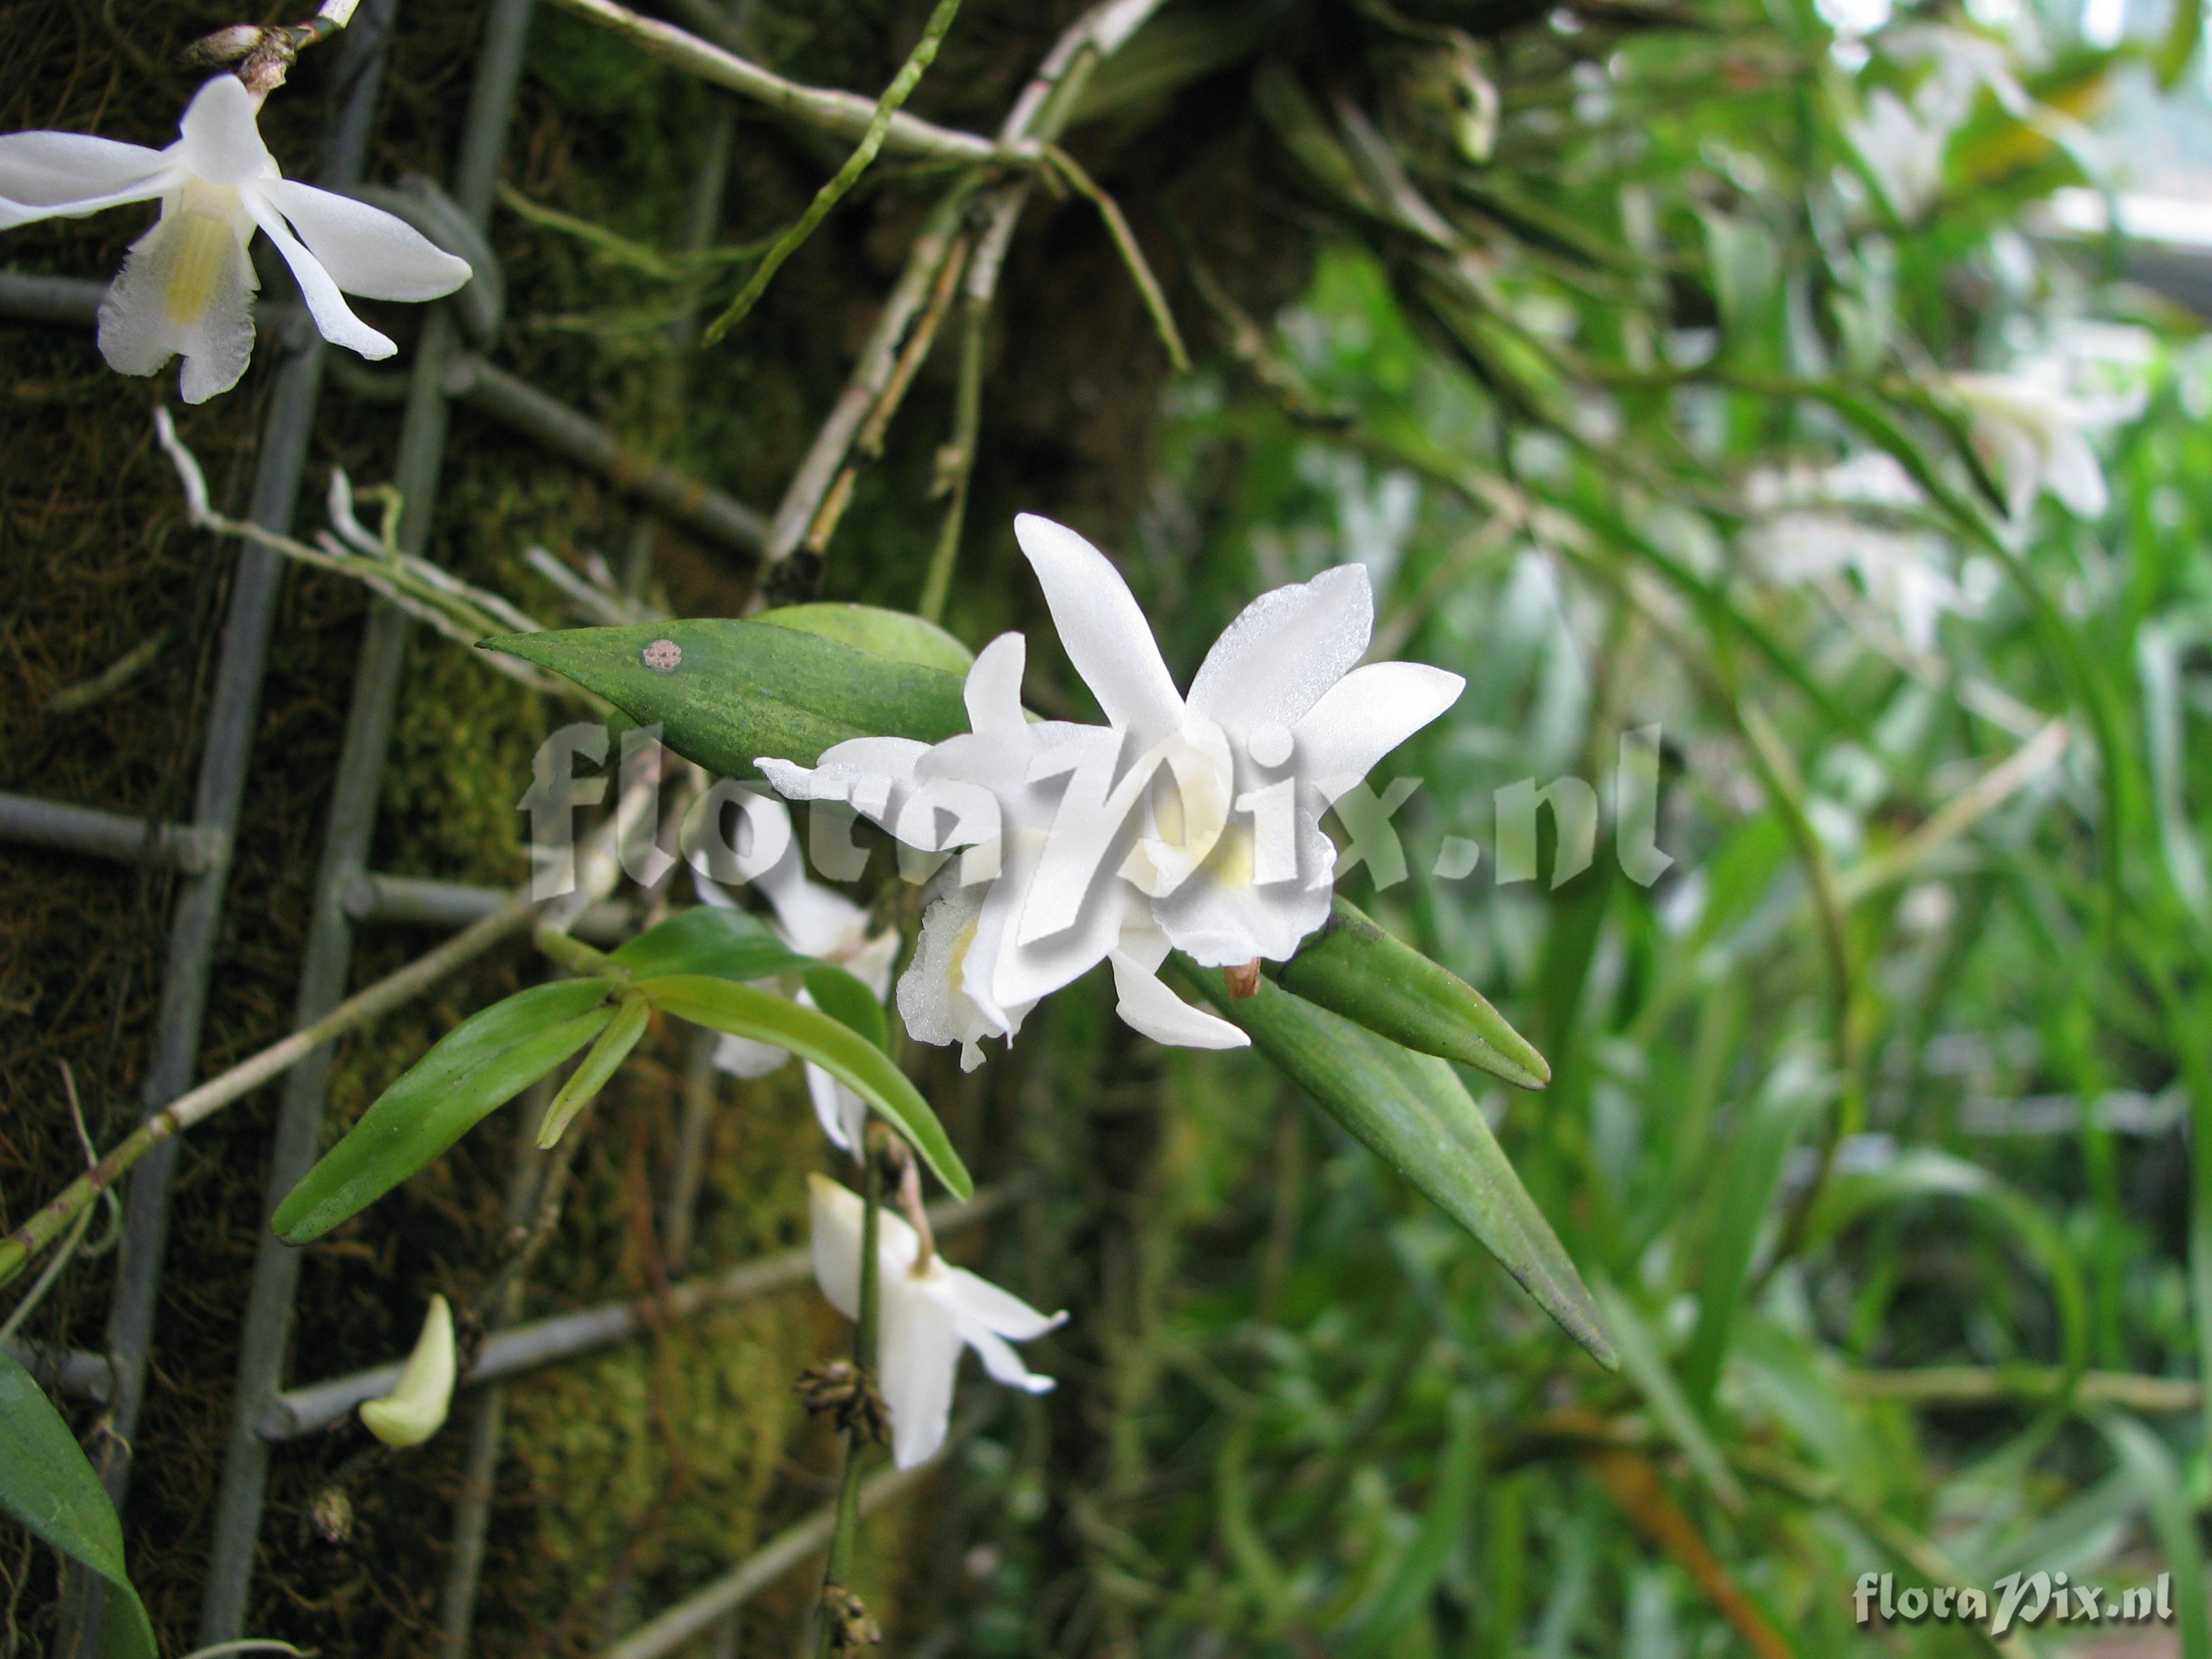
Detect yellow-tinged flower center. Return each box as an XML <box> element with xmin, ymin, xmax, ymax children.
<box><xmin>164</xmin><ymin>184</ymin><xmax>246</xmax><ymax>326</ymax></box>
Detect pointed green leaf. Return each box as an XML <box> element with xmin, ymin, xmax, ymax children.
<box><xmin>480</xmin><ymin>619</ymin><xmax>970</xmax><ymax>780</ymax></box>
<box><xmin>611</xmin><ymin>907</ymin><xmax>890</xmax><ymax>1052</ymax></box>
<box><xmin>0</xmin><ymin>1351</ymin><xmax>157</xmax><ymax>1659</ymax></box>
<box><xmin>539</xmin><ymin>993</ymin><xmax>652</xmax><ymax>1148</ymax></box>
<box><xmin>1181</xmin><ymin>965</ymin><xmax>1614</xmax><ymax>1367</ymax></box>
<box><xmin>1277</xmin><ymin>899</ymin><xmax>1550</xmax><ymax>1090</ymax></box>
<box><xmin>609</xmin><ymin>905</ymin><xmax>795</xmax><ymax>982</ymax></box>
<box><xmin>273</xmin><ymin>978</ymin><xmax>619</xmax><ymax>1244</ymax></box>
<box><xmin>756</xmin><ymin>602</ymin><xmax>975</xmax><ymax>675</ymax></box>
<box><xmin>639</xmin><ymin>974</ymin><xmax>969</xmax><ymax>1198</ymax></box>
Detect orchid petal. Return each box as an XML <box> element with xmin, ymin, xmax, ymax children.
<box><xmin>939</xmin><ymin>1266</ymin><xmax>1067</xmax><ymax>1342</ymax></box>
<box><xmin>175</xmin><ymin>77</ymin><xmax>276</xmax><ymax>187</ymax></box>
<box><xmin>956</xmin><ymin>1320</ymin><xmax>1058</xmax><ymax>1394</ymax></box>
<box><xmin>2043</xmin><ymin>426</ymin><xmax>2108</xmax><ymax>519</ymax></box>
<box><xmin>1147</xmin><ymin>813</ymin><xmax>1334</xmax><ymax>966</ymax></box>
<box><xmin>753</xmin><ymin>842</ymin><xmax>872</xmax><ymax>960</ymax></box>
<box><xmin>1291</xmin><ymin>661</ymin><xmax>1463</xmax><ymax>804</ymax></box>
<box><xmin>1108</xmin><ymin>949</ymin><xmax>1250</xmax><ymax>1050</ymax></box>
<box><xmin>804</xmin><ymin>1063</ymin><xmax>869</xmax><ymax>1155</ymax></box>
<box><xmin>963</xmin><ymin>632</ymin><xmax>1029</xmax><ymax>737</ymax></box>
<box><xmin>1012</xmin><ymin>514</ymin><xmax>1182</xmax><ymax>743</ymax></box>
<box><xmin>0</xmin><ymin>132</ymin><xmax>171</xmax><ymax>227</ymax></box>
<box><xmin>96</xmin><ymin>205</ymin><xmax>258</xmax><ymax>405</ymax></box>
<box><xmin>757</xmin><ymin>736</ymin><xmax>926</xmax><ymax>827</ymax></box>
<box><xmin>711</xmin><ymin>1027</ymin><xmax>791</xmax><ymax>1079</ymax></box>
<box><xmin>1186</xmin><ymin>565</ymin><xmax>1374</xmax><ymax>733</ymax></box>
<box><xmin>244</xmin><ymin>193</ymin><xmax>394</xmax><ymax>359</ymax></box>
<box><xmin>879</xmin><ymin>1271</ymin><xmax>963</xmax><ymax>1468</ymax></box>
<box><xmin>260</xmin><ymin>178</ymin><xmax>471</xmax><ymax>300</ymax></box>
<box><xmin>808</xmin><ymin>1174</ymin><xmax>865</xmax><ymax>1321</ymax></box>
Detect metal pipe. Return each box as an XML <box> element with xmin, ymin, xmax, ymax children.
<box><xmin>0</xmin><ymin>792</ymin><xmax>223</xmax><ymax>873</ymax></box>
<box><xmin>259</xmin><ymin>1184</ymin><xmax>1015</xmax><ymax>1438</ymax></box>
<box><xmin>341</xmin><ymin>870</ymin><xmax>632</xmax><ymax>940</ymax></box>
<box><xmin>194</xmin><ymin>1</ymin><xmax>538</xmax><ymax>1641</ymax></box>
<box><xmin>50</xmin><ymin>12</ymin><xmax>405</xmax><ymax>1657</ymax></box>
<box><xmin>443</xmin><ymin>355</ymin><xmax>766</xmax><ymax>553</ymax></box>
<box><xmin>600</xmin><ymin>1460</ymin><xmax>930</xmax><ymax>1659</ymax></box>
<box><xmin>0</xmin><ymin>286</ymin><xmax>764</xmax><ymax>559</ymax></box>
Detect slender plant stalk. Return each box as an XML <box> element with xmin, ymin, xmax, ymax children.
<box><xmin>1043</xmin><ymin>144</ymin><xmax>1189</xmax><ymax>371</ymax></box>
<box><xmin>815</xmin><ymin>1133</ymin><xmax>887</xmax><ymax>1654</ymax></box>
<box><xmin>704</xmin><ymin>0</ymin><xmax>968</xmax><ymax>346</ymax></box>
<box><xmin>543</xmin><ymin>0</ymin><xmax>995</xmax><ymax>163</ymax></box>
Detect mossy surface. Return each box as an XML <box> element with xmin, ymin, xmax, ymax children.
<box><xmin>0</xmin><ymin>1</ymin><xmax>1305</xmax><ymax>1651</ymax></box>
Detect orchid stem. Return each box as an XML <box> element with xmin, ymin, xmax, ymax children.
<box><xmin>703</xmin><ymin>0</ymin><xmax>967</xmax><ymax>346</ymax></box>
<box><xmin>815</xmin><ymin>1130</ymin><xmax>888</xmax><ymax>1652</ymax></box>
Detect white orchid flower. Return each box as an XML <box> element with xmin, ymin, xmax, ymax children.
<box><xmin>809</xmin><ymin>1174</ymin><xmax>1064</xmax><ymax>1470</ymax></box>
<box><xmin>996</xmin><ymin>512</ymin><xmax>1462</xmax><ymax>978</ymax></box>
<box><xmin>359</xmin><ymin>1294</ymin><xmax>456</xmax><ymax>1448</ymax></box>
<box><xmin>758</xmin><ymin>515</ymin><xmax>1463</xmax><ymax>1063</ymax></box>
<box><xmin>0</xmin><ymin>75</ymin><xmax>470</xmax><ymax>403</ymax></box>
<box><xmin>762</xmin><ymin>627</ymin><xmax>1254</xmax><ymax>1065</ymax></box>
<box><xmin>1948</xmin><ymin>371</ymin><xmax>2111</xmax><ymax>520</ymax></box>
<box><xmin>1848</xmin><ymin>88</ymin><xmax>1944</xmax><ymax>220</ymax></box>
<box><xmin>695</xmin><ymin>809</ymin><xmax>899</xmax><ymax>1153</ymax></box>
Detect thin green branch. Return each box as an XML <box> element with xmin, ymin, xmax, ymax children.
<box><xmin>1043</xmin><ymin>144</ymin><xmax>1189</xmax><ymax>372</ymax></box>
<box><xmin>703</xmin><ymin>0</ymin><xmax>968</xmax><ymax>347</ymax></box>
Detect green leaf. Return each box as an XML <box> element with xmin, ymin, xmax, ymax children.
<box><xmin>1277</xmin><ymin>898</ymin><xmax>1550</xmax><ymax>1089</ymax></box>
<box><xmin>538</xmin><ymin>993</ymin><xmax>652</xmax><ymax>1148</ymax></box>
<box><xmin>1179</xmin><ymin>965</ymin><xmax>1615</xmax><ymax>1368</ymax></box>
<box><xmin>609</xmin><ymin>905</ymin><xmax>795</xmax><ymax>981</ymax></box>
<box><xmin>639</xmin><ymin>974</ymin><xmax>970</xmax><ymax>1198</ymax></box>
<box><xmin>611</xmin><ymin>907</ymin><xmax>890</xmax><ymax>1052</ymax></box>
<box><xmin>2102</xmin><ymin>1415</ymin><xmax>2210</xmax><ymax>1659</ymax></box>
<box><xmin>1334</xmin><ymin>1394</ymin><xmax>1482</xmax><ymax>1656</ymax></box>
<box><xmin>1591</xmin><ymin>1277</ymin><xmax>1746</xmax><ymax>1511</ymax></box>
<box><xmin>0</xmin><ymin>1351</ymin><xmax>158</xmax><ymax>1659</ymax></box>
<box><xmin>756</xmin><ymin>602</ymin><xmax>975</xmax><ymax>675</ymax></box>
<box><xmin>1680</xmin><ymin>1064</ymin><xmax>1826</xmax><ymax>1410</ymax></box>
<box><xmin>272</xmin><ymin>979</ymin><xmax>619</xmax><ymax>1244</ymax></box>
<box><xmin>479</xmin><ymin>619</ymin><xmax>970</xmax><ymax>781</ymax></box>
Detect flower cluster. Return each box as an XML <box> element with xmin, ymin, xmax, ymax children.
<box><xmin>760</xmin><ymin>514</ymin><xmax>1464</xmax><ymax>1069</ymax></box>
<box><xmin>0</xmin><ymin>75</ymin><xmax>469</xmax><ymax>403</ymax></box>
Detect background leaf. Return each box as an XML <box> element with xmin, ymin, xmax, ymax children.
<box><xmin>0</xmin><ymin>1351</ymin><xmax>157</xmax><ymax>1659</ymax></box>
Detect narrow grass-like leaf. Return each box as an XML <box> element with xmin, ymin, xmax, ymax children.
<box><xmin>1592</xmin><ymin>1277</ymin><xmax>1746</xmax><ymax>1511</ymax></box>
<box><xmin>538</xmin><ymin>994</ymin><xmax>651</xmax><ymax>1148</ymax></box>
<box><xmin>273</xmin><ymin>978</ymin><xmax>619</xmax><ymax>1244</ymax></box>
<box><xmin>2101</xmin><ymin>1415</ymin><xmax>2210</xmax><ymax>1659</ymax></box>
<box><xmin>480</xmin><ymin>619</ymin><xmax>970</xmax><ymax>780</ymax></box>
<box><xmin>1336</xmin><ymin>1395</ymin><xmax>1482</xmax><ymax>1657</ymax></box>
<box><xmin>1182</xmin><ymin>965</ymin><xmax>1614</xmax><ymax>1367</ymax></box>
<box><xmin>1278</xmin><ymin>898</ymin><xmax>1550</xmax><ymax>1089</ymax></box>
<box><xmin>1680</xmin><ymin>1065</ymin><xmax>1826</xmax><ymax>1410</ymax></box>
<box><xmin>640</xmin><ymin>974</ymin><xmax>969</xmax><ymax>1198</ymax></box>
<box><xmin>0</xmin><ymin>1351</ymin><xmax>157</xmax><ymax>1659</ymax></box>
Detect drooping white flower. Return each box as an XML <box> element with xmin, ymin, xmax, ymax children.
<box><xmin>1948</xmin><ymin>371</ymin><xmax>2112</xmax><ymax>520</ymax></box>
<box><xmin>695</xmin><ymin>806</ymin><xmax>899</xmax><ymax>1153</ymax></box>
<box><xmin>0</xmin><ymin>75</ymin><xmax>470</xmax><ymax>403</ymax></box>
<box><xmin>359</xmin><ymin>1294</ymin><xmax>456</xmax><ymax>1448</ymax></box>
<box><xmin>808</xmin><ymin>1174</ymin><xmax>1065</xmax><ymax>1470</ymax></box>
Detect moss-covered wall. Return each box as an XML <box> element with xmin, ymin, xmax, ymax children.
<box><xmin>1</xmin><ymin>2</ymin><xmax>1313</xmax><ymax>1652</ymax></box>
